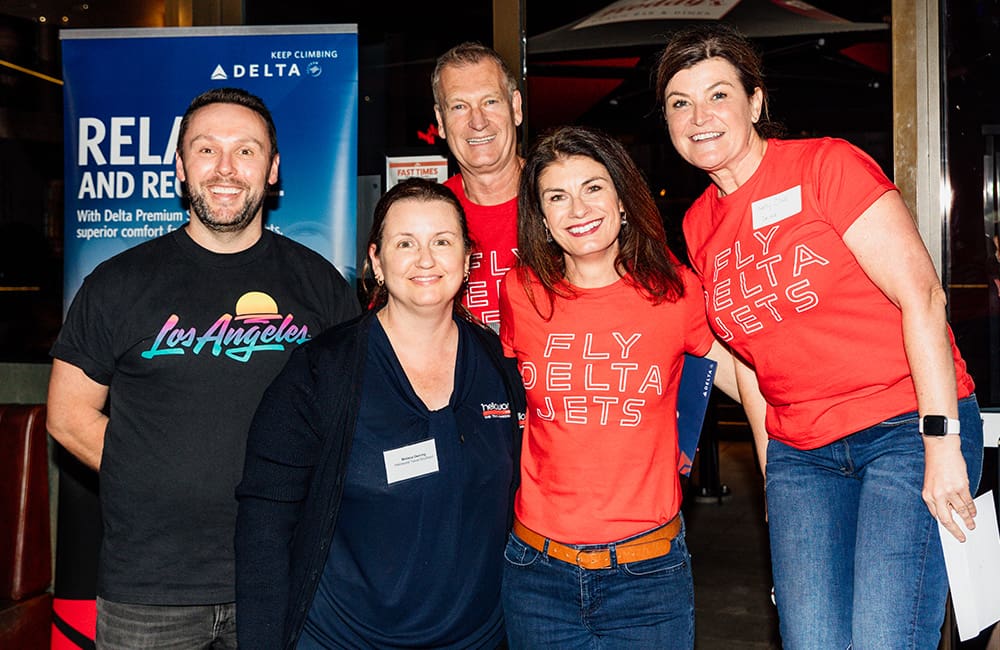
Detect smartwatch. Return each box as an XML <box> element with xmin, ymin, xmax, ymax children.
<box><xmin>919</xmin><ymin>415</ymin><xmax>961</xmax><ymax>436</ymax></box>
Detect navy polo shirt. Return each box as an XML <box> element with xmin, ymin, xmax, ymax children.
<box><xmin>298</xmin><ymin>316</ymin><xmax>515</xmax><ymax>649</ymax></box>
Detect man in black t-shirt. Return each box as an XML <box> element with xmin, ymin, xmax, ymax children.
<box><xmin>47</xmin><ymin>87</ymin><xmax>360</xmax><ymax>648</ymax></box>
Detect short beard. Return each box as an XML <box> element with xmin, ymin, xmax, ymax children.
<box><xmin>187</xmin><ymin>188</ymin><xmax>263</xmax><ymax>233</ymax></box>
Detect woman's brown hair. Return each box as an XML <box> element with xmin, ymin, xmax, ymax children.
<box><xmin>516</xmin><ymin>125</ymin><xmax>685</xmax><ymax>319</ymax></box>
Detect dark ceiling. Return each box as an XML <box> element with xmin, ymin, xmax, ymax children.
<box><xmin>0</xmin><ymin>1</ymin><xmax>890</xmax><ymax>33</ymax></box>
<box><xmin>0</xmin><ymin>1</ymin><xmax>159</xmax><ymax>27</ymax></box>
<box><xmin>0</xmin><ymin>0</ymin><xmax>894</xmax><ymax>168</ymax></box>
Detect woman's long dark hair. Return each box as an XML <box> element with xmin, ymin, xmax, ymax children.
<box><xmin>516</xmin><ymin>126</ymin><xmax>685</xmax><ymax>319</ymax></box>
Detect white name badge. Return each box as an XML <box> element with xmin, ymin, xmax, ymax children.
<box><xmin>383</xmin><ymin>438</ymin><xmax>439</xmax><ymax>485</ymax></box>
<box><xmin>752</xmin><ymin>185</ymin><xmax>802</xmax><ymax>229</ymax></box>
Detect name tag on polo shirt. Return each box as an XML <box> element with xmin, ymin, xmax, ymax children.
<box><xmin>752</xmin><ymin>185</ymin><xmax>802</xmax><ymax>229</ymax></box>
<box><xmin>384</xmin><ymin>438</ymin><xmax>439</xmax><ymax>484</ymax></box>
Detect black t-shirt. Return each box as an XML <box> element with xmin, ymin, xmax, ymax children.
<box><xmin>51</xmin><ymin>228</ymin><xmax>361</xmax><ymax>605</ymax></box>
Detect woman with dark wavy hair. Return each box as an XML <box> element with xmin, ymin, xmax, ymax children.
<box><xmin>498</xmin><ymin>126</ymin><xmax>745</xmax><ymax>648</ymax></box>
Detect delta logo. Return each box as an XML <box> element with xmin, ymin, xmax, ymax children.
<box><xmin>481</xmin><ymin>402</ymin><xmax>511</xmax><ymax>419</ymax></box>
<box><xmin>210</xmin><ymin>62</ymin><xmax>306</xmax><ymax>81</ymax></box>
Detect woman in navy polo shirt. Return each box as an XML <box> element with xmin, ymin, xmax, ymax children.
<box><xmin>235</xmin><ymin>177</ymin><xmax>525</xmax><ymax>649</ymax></box>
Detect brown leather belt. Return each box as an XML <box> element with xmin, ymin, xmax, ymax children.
<box><xmin>512</xmin><ymin>516</ymin><xmax>681</xmax><ymax>570</ymax></box>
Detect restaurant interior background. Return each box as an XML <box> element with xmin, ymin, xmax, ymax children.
<box><xmin>0</xmin><ymin>1</ymin><xmax>998</xmax><ymax>421</ymax></box>
<box><xmin>1</xmin><ymin>1</ymin><xmax>999</xmax><ymax>648</ymax></box>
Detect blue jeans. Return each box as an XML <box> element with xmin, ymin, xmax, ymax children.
<box><xmin>501</xmin><ymin>517</ymin><xmax>694</xmax><ymax>649</ymax></box>
<box><xmin>766</xmin><ymin>395</ymin><xmax>984</xmax><ymax>650</ymax></box>
<box><xmin>96</xmin><ymin>597</ymin><xmax>237</xmax><ymax>649</ymax></box>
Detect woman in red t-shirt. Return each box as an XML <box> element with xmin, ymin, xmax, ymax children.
<box><xmin>654</xmin><ymin>23</ymin><xmax>983</xmax><ymax>650</ymax></box>
<box><xmin>498</xmin><ymin>125</ymin><xmax>743</xmax><ymax>648</ymax></box>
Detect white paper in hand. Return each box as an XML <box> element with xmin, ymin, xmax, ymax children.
<box><xmin>938</xmin><ymin>491</ymin><xmax>1000</xmax><ymax>641</ymax></box>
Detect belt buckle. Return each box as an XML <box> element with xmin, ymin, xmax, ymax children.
<box><xmin>574</xmin><ymin>548</ymin><xmax>610</xmax><ymax>569</ymax></box>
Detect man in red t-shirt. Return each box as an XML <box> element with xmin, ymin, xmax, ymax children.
<box><xmin>432</xmin><ymin>42</ymin><xmax>522</xmax><ymax>329</ymax></box>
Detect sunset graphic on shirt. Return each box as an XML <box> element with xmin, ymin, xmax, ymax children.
<box><xmin>140</xmin><ymin>291</ymin><xmax>311</xmax><ymax>362</ymax></box>
<box><xmin>233</xmin><ymin>291</ymin><xmax>283</xmax><ymax>323</ymax></box>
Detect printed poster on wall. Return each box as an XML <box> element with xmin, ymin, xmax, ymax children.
<box><xmin>386</xmin><ymin>155</ymin><xmax>449</xmax><ymax>188</ymax></box>
<box><xmin>60</xmin><ymin>24</ymin><xmax>359</xmax><ymax>314</ymax></box>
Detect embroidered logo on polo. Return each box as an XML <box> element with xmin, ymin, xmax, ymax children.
<box><xmin>140</xmin><ymin>291</ymin><xmax>310</xmax><ymax>363</ymax></box>
<box><xmin>481</xmin><ymin>402</ymin><xmax>512</xmax><ymax>419</ymax></box>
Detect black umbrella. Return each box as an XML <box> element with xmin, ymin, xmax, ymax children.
<box><xmin>528</xmin><ymin>0</ymin><xmax>888</xmax><ymax>57</ymax></box>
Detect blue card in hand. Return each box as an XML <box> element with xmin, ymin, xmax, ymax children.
<box><xmin>677</xmin><ymin>353</ymin><xmax>718</xmax><ymax>476</ymax></box>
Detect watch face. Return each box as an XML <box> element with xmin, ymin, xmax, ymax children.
<box><xmin>922</xmin><ymin>415</ymin><xmax>948</xmax><ymax>436</ymax></box>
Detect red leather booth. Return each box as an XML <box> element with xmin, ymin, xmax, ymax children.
<box><xmin>0</xmin><ymin>404</ymin><xmax>53</xmax><ymax>648</ymax></box>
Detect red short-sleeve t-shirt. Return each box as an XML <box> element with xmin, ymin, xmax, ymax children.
<box><xmin>445</xmin><ymin>174</ymin><xmax>518</xmax><ymax>328</ymax></box>
<box><xmin>499</xmin><ymin>267</ymin><xmax>714</xmax><ymax>544</ymax></box>
<box><xmin>683</xmin><ymin>137</ymin><xmax>974</xmax><ymax>449</ymax></box>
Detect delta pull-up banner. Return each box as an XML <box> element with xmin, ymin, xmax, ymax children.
<box><xmin>61</xmin><ymin>24</ymin><xmax>359</xmax><ymax>310</ymax></box>
<box><xmin>56</xmin><ymin>25</ymin><xmax>358</xmax><ymax>649</ymax></box>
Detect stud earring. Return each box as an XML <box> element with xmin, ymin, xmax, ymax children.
<box><xmin>543</xmin><ymin>222</ymin><xmax>553</xmax><ymax>243</ymax></box>
<box><xmin>620</xmin><ymin>210</ymin><xmax>628</xmax><ymax>226</ymax></box>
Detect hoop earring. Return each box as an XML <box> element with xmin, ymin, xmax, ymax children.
<box><xmin>376</xmin><ymin>276</ymin><xmax>384</xmax><ymax>287</ymax></box>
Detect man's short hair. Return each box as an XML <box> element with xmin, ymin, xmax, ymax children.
<box><xmin>176</xmin><ymin>87</ymin><xmax>279</xmax><ymax>159</ymax></box>
<box><xmin>431</xmin><ymin>42</ymin><xmax>519</xmax><ymax>108</ymax></box>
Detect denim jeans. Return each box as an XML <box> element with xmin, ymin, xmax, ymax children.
<box><xmin>765</xmin><ymin>395</ymin><xmax>984</xmax><ymax>650</ymax></box>
<box><xmin>501</xmin><ymin>517</ymin><xmax>694</xmax><ymax>649</ymax></box>
<box><xmin>96</xmin><ymin>597</ymin><xmax>237</xmax><ymax>649</ymax></box>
